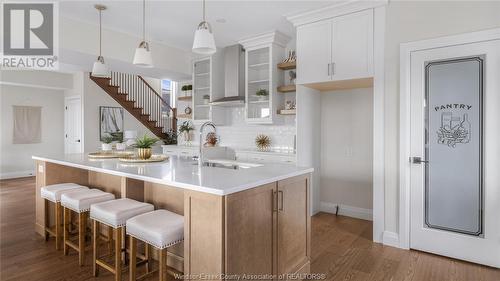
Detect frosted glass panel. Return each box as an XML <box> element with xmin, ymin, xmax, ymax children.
<box><xmin>425</xmin><ymin>57</ymin><xmax>483</xmax><ymax>236</ymax></box>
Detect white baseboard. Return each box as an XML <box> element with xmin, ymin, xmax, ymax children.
<box><xmin>0</xmin><ymin>170</ymin><xmax>35</xmax><ymax>180</ymax></box>
<box><xmin>382</xmin><ymin>231</ymin><xmax>400</xmax><ymax>248</ymax></box>
<box><xmin>320</xmin><ymin>201</ymin><xmax>373</xmax><ymax>221</ymax></box>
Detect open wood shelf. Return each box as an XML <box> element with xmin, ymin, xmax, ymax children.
<box><xmin>177</xmin><ymin>113</ymin><xmax>192</xmax><ymax>119</ymax></box>
<box><xmin>277</xmin><ymin>85</ymin><xmax>296</xmax><ymax>93</ymax></box>
<box><xmin>277</xmin><ymin>61</ymin><xmax>296</xmax><ymax>70</ymax></box>
<box><xmin>178</xmin><ymin>96</ymin><xmax>192</xmax><ymax>101</ymax></box>
<box><xmin>277</xmin><ymin>109</ymin><xmax>296</xmax><ymax>115</ymax></box>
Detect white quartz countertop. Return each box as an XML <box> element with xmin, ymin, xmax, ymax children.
<box><xmin>32</xmin><ymin>153</ymin><xmax>312</xmax><ymax>196</ymax></box>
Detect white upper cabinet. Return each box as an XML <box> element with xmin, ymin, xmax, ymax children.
<box><xmin>297</xmin><ymin>9</ymin><xmax>374</xmax><ymax>85</ymax></box>
<box><xmin>296</xmin><ymin>20</ymin><xmax>332</xmax><ymax>84</ymax></box>
<box><xmin>331</xmin><ymin>10</ymin><xmax>373</xmax><ymax>80</ymax></box>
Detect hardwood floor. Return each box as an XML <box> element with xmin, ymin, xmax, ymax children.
<box><xmin>1</xmin><ymin>177</ymin><xmax>499</xmax><ymax>281</ymax></box>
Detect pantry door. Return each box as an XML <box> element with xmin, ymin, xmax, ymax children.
<box><xmin>409</xmin><ymin>39</ymin><xmax>500</xmax><ymax>267</ymax></box>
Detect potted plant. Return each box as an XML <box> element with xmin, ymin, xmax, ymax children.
<box><xmin>133</xmin><ymin>134</ymin><xmax>159</xmax><ymax>159</ymax></box>
<box><xmin>178</xmin><ymin>121</ymin><xmax>195</xmax><ymax>145</ymax></box>
<box><xmin>101</xmin><ymin>135</ymin><xmax>113</xmax><ymax>151</ymax></box>
<box><xmin>181</xmin><ymin>84</ymin><xmax>193</xmax><ymax>96</ymax></box>
<box><xmin>162</xmin><ymin>129</ymin><xmax>178</xmax><ymax>145</ymax></box>
<box><xmin>255</xmin><ymin>89</ymin><xmax>269</xmax><ymax>101</ymax></box>
<box><xmin>202</xmin><ymin>94</ymin><xmax>210</xmax><ymax>104</ymax></box>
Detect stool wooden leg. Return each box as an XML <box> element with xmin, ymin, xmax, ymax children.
<box><xmin>108</xmin><ymin>226</ymin><xmax>113</xmax><ymax>255</ymax></box>
<box><xmin>93</xmin><ymin>220</ymin><xmax>99</xmax><ymax>277</ymax></box>
<box><xmin>44</xmin><ymin>200</ymin><xmax>50</xmax><ymax>241</ymax></box>
<box><xmin>78</xmin><ymin>212</ymin><xmax>86</xmax><ymax>266</ymax></box>
<box><xmin>115</xmin><ymin>227</ymin><xmax>122</xmax><ymax>281</ymax></box>
<box><xmin>63</xmin><ymin>207</ymin><xmax>70</xmax><ymax>255</ymax></box>
<box><xmin>159</xmin><ymin>248</ymin><xmax>167</xmax><ymax>281</ymax></box>
<box><xmin>145</xmin><ymin>243</ymin><xmax>151</xmax><ymax>273</ymax></box>
<box><xmin>55</xmin><ymin>202</ymin><xmax>62</xmax><ymax>250</ymax></box>
<box><xmin>129</xmin><ymin>236</ymin><xmax>137</xmax><ymax>281</ymax></box>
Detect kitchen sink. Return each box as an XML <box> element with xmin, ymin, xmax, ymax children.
<box><xmin>200</xmin><ymin>160</ymin><xmax>263</xmax><ymax>170</ymax></box>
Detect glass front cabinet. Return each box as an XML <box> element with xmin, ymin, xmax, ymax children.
<box><xmin>192</xmin><ymin>56</ymin><xmax>225</xmax><ymax>125</ymax></box>
<box><xmin>240</xmin><ymin>32</ymin><xmax>289</xmax><ymax>124</ymax></box>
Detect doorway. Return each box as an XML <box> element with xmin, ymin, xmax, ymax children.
<box><xmin>64</xmin><ymin>96</ymin><xmax>82</xmax><ymax>154</ymax></box>
<box><xmin>400</xmin><ymin>29</ymin><xmax>500</xmax><ymax>267</ymax></box>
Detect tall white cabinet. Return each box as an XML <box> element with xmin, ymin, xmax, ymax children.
<box><xmin>297</xmin><ymin>9</ymin><xmax>373</xmax><ymax>85</ymax></box>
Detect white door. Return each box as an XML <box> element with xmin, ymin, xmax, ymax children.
<box><xmin>409</xmin><ymin>40</ymin><xmax>500</xmax><ymax>267</ymax></box>
<box><xmin>64</xmin><ymin>97</ymin><xmax>82</xmax><ymax>154</ymax></box>
<box><xmin>331</xmin><ymin>9</ymin><xmax>373</xmax><ymax>81</ymax></box>
<box><xmin>296</xmin><ymin>20</ymin><xmax>332</xmax><ymax>84</ymax></box>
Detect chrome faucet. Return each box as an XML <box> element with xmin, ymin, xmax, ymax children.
<box><xmin>196</xmin><ymin>121</ymin><xmax>216</xmax><ymax>166</ymax></box>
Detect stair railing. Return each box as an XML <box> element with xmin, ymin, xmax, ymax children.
<box><xmin>109</xmin><ymin>72</ymin><xmax>177</xmax><ymax>134</ymax></box>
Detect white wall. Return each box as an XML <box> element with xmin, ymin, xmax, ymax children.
<box><xmin>384</xmin><ymin>1</ymin><xmax>500</xmax><ymax>235</ymax></box>
<box><xmin>0</xmin><ymin>85</ymin><xmax>65</xmax><ymax>179</ymax></box>
<box><xmin>182</xmin><ymin>107</ymin><xmax>296</xmax><ymax>151</ymax></box>
<box><xmin>320</xmin><ymin>88</ymin><xmax>373</xmax><ymax>219</ymax></box>
<box><xmin>82</xmin><ymin>73</ymin><xmax>160</xmax><ymax>152</ymax></box>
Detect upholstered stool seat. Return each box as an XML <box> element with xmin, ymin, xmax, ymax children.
<box><xmin>41</xmin><ymin>183</ymin><xmax>88</xmax><ymax>203</ymax></box>
<box><xmin>90</xmin><ymin>198</ymin><xmax>154</xmax><ymax>281</ymax></box>
<box><xmin>127</xmin><ymin>210</ymin><xmax>184</xmax><ymax>249</ymax></box>
<box><xmin>90</xmin><ymin>198</ymin><xmax>154</xmax><ymax>228</ymax></box>
<box><xmin>127</xmin><ymin>210</ymin><xmax>184</xmax><ymax>281</ymax></box>
<box><xmin>62</xmin><ymin>189</ymin><xmax>115</xmax><ymax>213</ymax></box>
<box><xmin>61</xmin><ymin>189</ymin><xmax>115</xmax><ymax>265</ymax></box>
<box><xmin>40</xmin><ymin>183</ymin><xmax>88</xmax><ymax>250</ymax></box>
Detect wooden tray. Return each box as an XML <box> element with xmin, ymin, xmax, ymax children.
<box><xmin>118</xmin><ymin>155</ymin><xmax>169</xmax><ymax>163</ymax></box>
<box><xmin>88</xmin><ymin>151</ymin><xmax>134</xmax><ymax>159</ymax></box>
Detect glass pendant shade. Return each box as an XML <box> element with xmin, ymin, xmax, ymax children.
<box><xmin>192</xmin><ymin>21</ymin><xmax>216</xmax><ymax>55</ymax></box>
<box><xmin>92</xmin><ymin>56</ymin><xmax>109</xmax><ymax>77</ymax></box>
<box><xmin>133</xmin><ymin>41</ymin><xmax>153</xmax><ymax>67</ymax></box>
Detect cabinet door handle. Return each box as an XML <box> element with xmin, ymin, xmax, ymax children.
<box><xmin>278</xmin><ymin>190</ymin><xmax>284</xmax><ymax>211</ymax></box>
<box><xmin>273</xmin><ymin>191</ymin><xmax>278</xmax><ymax>211</ymax></box>
<box><xmin>327</xmin><ymin>63</ymin><xmax>331</xmax><ymax>76</ymax></box>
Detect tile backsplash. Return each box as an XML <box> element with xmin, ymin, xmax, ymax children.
<box><xmin>179</xmin><ymin>107</ymin><xmax>296</xmax><ymax>151</ymax></box>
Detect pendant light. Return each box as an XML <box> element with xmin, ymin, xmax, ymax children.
<box><xmin>192</xmin><ymin>0</ymin><xmax>216</xmax><ymax>55</ymax></box>
<box><xmin>133</xmin><ymin>0</ymin><xmax>153</xmax><ymax>67</ymax></box>
<box><xmin>91</xmin><ymin>4</ymin><xmax>110</xmax><ymax>77</ymax></box>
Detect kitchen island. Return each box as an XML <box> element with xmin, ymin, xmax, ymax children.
<box><xmin>33</xmin><ymin>153</ymin><xmax>313</xmax><ymax>280</ymax></box>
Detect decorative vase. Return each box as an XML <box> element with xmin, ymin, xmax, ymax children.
<box><xmin>203</xmin><ymin>98</ymin><xmax>209</xmax><ymax>105</ymax></box>
<box><xmin>258</xmin><ymin>96</ymin><xmax>267</xmax><ymax>101</ymax></box>
<box><xmin>101</xmin><ymin>143</ymin><xmax>112</xmax><ymax>151</ymax></box>
<box><xmin>115</xmin><ymin>143</ymin><xmax>127</xmax><ymax>151</ymax></box>
<box><xmin>183</xmin><ymin>131</ymin><xmax>192</xmax><ymax>146</ymax></box>
<box><xmin>137</xmin><ymin>148</ymin><xmax>152</xmax><ymax>159</ymax></box>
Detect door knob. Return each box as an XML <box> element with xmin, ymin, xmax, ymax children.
<box><xmin>76</xmin><ymin>139</ymin><xmax>81</xmax><ymax>143</ymax></box>
<box><xmin>411</xmin><ymin>156</ymin><xmax>428</xmax><ymax>164</ymax></box>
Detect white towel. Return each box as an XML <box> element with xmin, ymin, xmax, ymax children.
<box><xmin>13</xmin><ymin>105</ymin><xmax>41</xmax><ymax>144</ymax></box>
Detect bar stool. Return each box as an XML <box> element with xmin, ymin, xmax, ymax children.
<box><xmin>40</xmin><ymin>183</ymin><xmax>88</xmax><ymax>250</ymax></box>
<box><xmin>127</xmin><ymin>210</ymin><xmax>184</xmax><ymax>281</ymax></box>
<box><xmin>90</xmin><ymin>198</ymin><xmax>154</xmax><ymax>281</ymax></box>
<box><xmin>61</xmin><ymin>189</ymin><xmax>115</xmax><ymax>265</ymax></box>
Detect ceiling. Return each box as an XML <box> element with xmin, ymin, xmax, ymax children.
<box><xmin>60</xmin><ymin>0</ymin><xmax>336</xmax><ymax>51</ymax></box>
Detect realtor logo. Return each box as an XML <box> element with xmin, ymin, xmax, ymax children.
<box><xmin>2</xmin><ymin>2</ymin><xmax>58</xmax><ymax>69</ymax></box>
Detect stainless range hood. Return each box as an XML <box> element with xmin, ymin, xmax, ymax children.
<box><xmin>210</xmin><ymin>44</ymin><xmax>245</xmax><ymax>106</ymax></box>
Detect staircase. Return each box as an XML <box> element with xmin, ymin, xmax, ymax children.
<box><xmin>90</xmin><ymin>72</ymin><xmax>177</xmax><ymax>141</ymax></box>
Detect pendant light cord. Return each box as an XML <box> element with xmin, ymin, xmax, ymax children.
<box><xmin>202</xmin><ymin>0</ymin><xmax>206</xmax><ymax>22</ymax></box>
<box><xmin>99</xmin><ymin>8</ymin><xmax>102</xmax><ymax>56</ymax></box>
<box><xmin>142</xmin><ymin>0</ymin><xmax>146</xmax><ymax>41</ymax></box>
